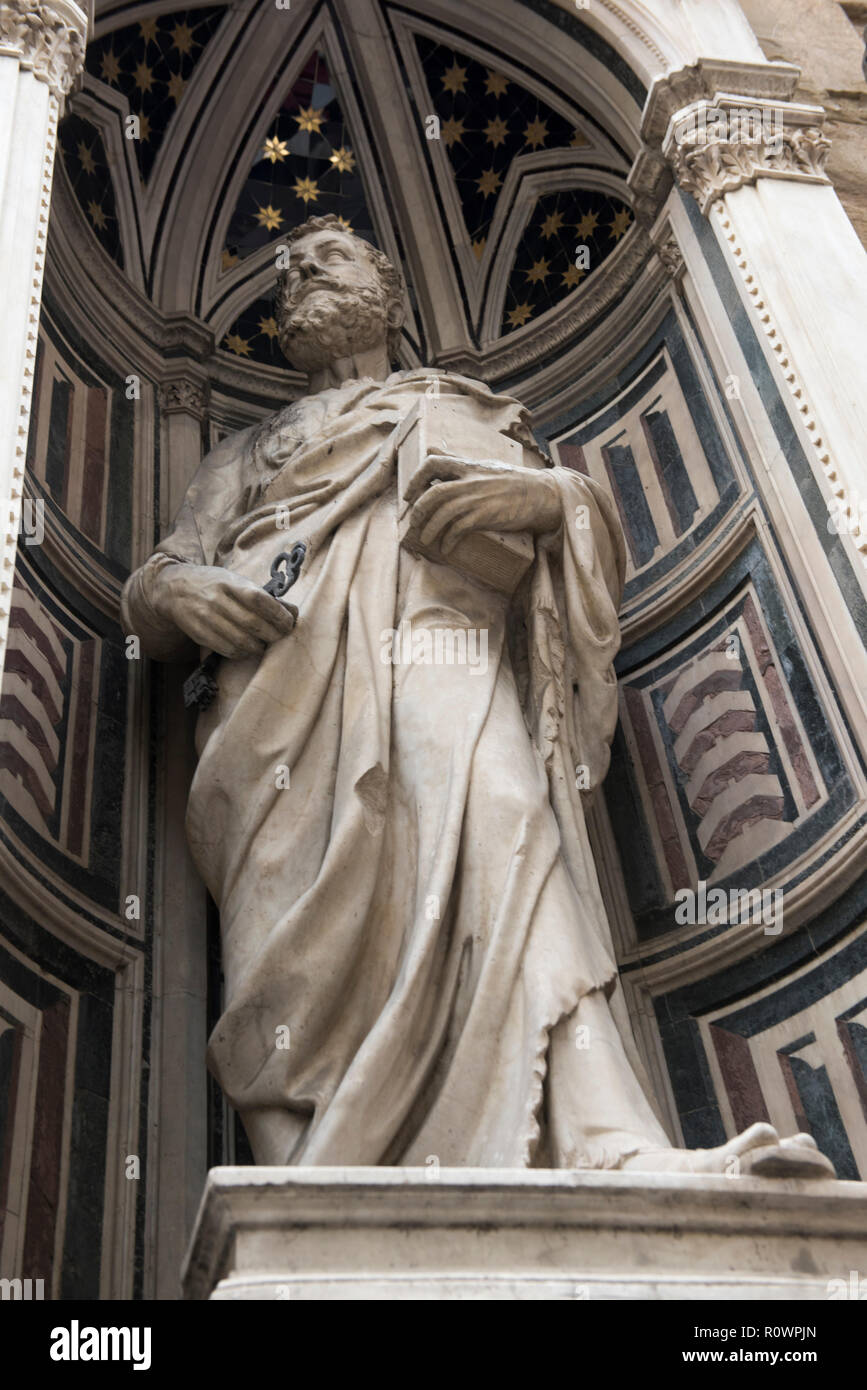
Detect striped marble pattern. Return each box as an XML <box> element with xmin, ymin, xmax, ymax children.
<box><xmin>0</xmin><ymin>892</ymin><xmax>116</xmax><ymax>1298</ymax></box>
<box><xmin>554</xmin><ymin>345</ymin><xmax>722</xmax><ymax>580</ymax></box>
<box><xmin>24</xmin><ymin>314</ymin><xmax>135</xmax><ymax>572</ymax></box>
<box><xmin>0</xmin><ymin>569</ymin><xmax>98</xmax><ymax>862</ymax></box>
<box><xmin>618</xmin><ymin>586</ymin><xmax>826</xmax><ymax>898</ymax></box>
<box><xmin>703</xmin><ymin>947</ymin><xmax>867</xmax><ymax>1180</ymax></box>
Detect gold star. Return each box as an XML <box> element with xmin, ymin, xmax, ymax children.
<box><xmin>485</xmin><ymin>71</ymin><xmax>508</xmax><ymax>97</ymax></box>
<box><xmin>562</xmin><ymin>264</ymin><xmax>585</xmax><ymax>288</ymax></box>
<box><xmin>100</xmin><ymin>49</ymin><xmax>121</xmax><ymax>84</ymax></box>
<box><xmin>292</xmin><ymin>177</ymin><xmax>319</xmax><ymax>205</ymax></box>
<box><xmin>575</xmin><ymin>211</ymin><xmax>598</xmax><ymax>238</ymax></box>
<box><xmin>225</xmin><ymin>334</ymin><xmax>252</xmax><ymax>357</ymax></box>
<box><xmin>441</xmin><ymin>117</ymin><xmax>465</xmax><ymax>147</ymax></box>
<box><xmin>255</xmin><ymin>203</ymin><xmax>284</xmax><ymax>231</ymax></box>
<box><xmin>484</xmin><ymin>116</ymin><xmax>509</xmax><ymax>148</ymax></box>
<box><xmin>609</xmin><ymin>208</ymin><xmax>632</xmax><ymax>240</ymax></box>
<box><xmin>540</xmin><ymin>210</ymin><xmax>564</xmax><ymax>238</ymax></box>
<box><xmin>262</xmin><ymin>135</ymin><xmax>290</xmax><ymax>164</ymax></box>
<box><xmin>87</xmin><ymin>200</ymin><xmax>107</xmax><ymax>231</ymax></box>
<box><xmin>335</xmin><ymin>215</ymin><xmax>352</xmax><ymax>230</ymax></box>
<box><xmin>442</xmin><ymin>61</ymin><xmax>467</xmax><ymax>95</ymax></box>
<box><xmin>471</xmin><ymin>237</ymin><xmax>486</xmax><ymax>260</ymax></box>
<box><xmin>221</xmin><ymin>249</ymin><xmax>238</xmax><ymax>272</ymax></box>
<box><xmin>477</xmin><ymin>167</ymin><xmax>502</xmax><ymax>198</ymax></box>
<box><xmin>524</xmin><ymin>117</ymin><xmax>548</xmax><ymax>149</ymax></box>
<box><xmin>258</xmin><ymin>316</ymin><xmax>279</xmax><ymax>339</ymax></box>
<box><xmin>507</xmin><ymin>301</ymin><xmax>533</xmax><ymax>328</ymax></box>
<box><xmin>77</xmin><ymin>141</ymin><xmax>96</xmax><ymax>175</ymax></box>
<box><xmin>525</xmin><ymin>257</ymin><xmax>550</xmax><ymax>285</ymax></box>
<box><xmin>133</xmin><ymin>61</ymin><xmax>154</xmax><ymax>94</ymax></box>
<box><xmin>139</xmin><ymin>18</ymin><xmax>158</xmax><ymax>43</ymax></box>
<box><xmin>296</xmin><ymin>105</ymin><xmax>325</xmax><ymax>134</ymax></box>
<box><xmin>171</xmin><ymin>21</ymin><xmax>195</xmax><ymax>56</ymax></box>
<box><xmin>570</xmin><ymin>128</ymin><xmax>589</xmax><ymax>147</ymax></box>
<box><xmin>138</xmin><ymin>113</ymin><xmax>150</xmax><ymax>143</ymax></box>
<box><xmin>328</xmin><ymin>145</ymin><xmax>355</xmax><ymax>173</ymax></box>
<box><xmin>167</xmin><ymin>71</ymin><xmax>186</xmax><ymax>104</ymax></box>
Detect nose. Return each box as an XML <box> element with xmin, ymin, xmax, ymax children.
<box><xmin>297</xmin><ymin>254</ymin><xmax>322</xmax><ymax>280</ymax></box>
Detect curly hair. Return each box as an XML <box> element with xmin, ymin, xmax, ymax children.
<box><xmin>274</xmin><ymin>215</ymin><xmax>405</xmax><ymax>360</ymax></box>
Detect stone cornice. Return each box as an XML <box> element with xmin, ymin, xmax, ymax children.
<box><xmin>626</xmin><ymin>148</ymin><xmax>672</xmax><ymax>226</ymax></box>
<box><xmin>0</xmin><ymin>0</ymin><xmax>89</xmax><ymax>102</ymax></box>
<box><xmin>641</xmin><ymin>58</ymin><xmax>803</xmax><ymax>149</ymax></box>
<box><xmin>628</xmin><ymin>59</ymin><xmax>828</xmax><ymax>223</ymax></box>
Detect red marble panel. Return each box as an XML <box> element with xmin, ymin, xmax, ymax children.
<box><xmin>710</xmin><ymin>1025</ymin><xmax>770</xmax><ymax>1131</ymax></box>
<box><xmin>80</xmin><ymin>387</ymin><xmax>107</xmax><ymax>544</ymax></box>
<box><xmin>22</xmin><ymin>997</ymin><xmax>70</xmax><ymax>1283</ymax></box>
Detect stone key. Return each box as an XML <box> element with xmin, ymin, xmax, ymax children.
<box><xmin>182</xmin><ymin>542</ymin><xmax>307</xmax><ymax>712</ymax></box>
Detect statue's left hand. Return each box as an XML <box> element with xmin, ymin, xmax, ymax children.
<box><xmin>403</xmin><ymin>452</ymin><xmax>561</xmax><ymax>554</ymax></box>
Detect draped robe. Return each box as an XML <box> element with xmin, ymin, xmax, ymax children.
<box><xmin>123</xmin><ymin>369</ymin><xmax>637</xmax><ymax>1166</ymax></box>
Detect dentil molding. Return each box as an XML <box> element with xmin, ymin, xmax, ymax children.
<box><xmin>0</xmin><ymin>0</ymin><xmax>89</xmax><ymax>101</ymax></box>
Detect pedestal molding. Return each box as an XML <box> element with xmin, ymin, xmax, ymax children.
<box><xmin>183</xmin><ymin>1166</ymin><xmax>867</xmax><ymax>1301</ymax></box>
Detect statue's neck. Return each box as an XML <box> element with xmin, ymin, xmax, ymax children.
<box><xmin>308</xmin><ymin>343</ymin><xmax>391</xmax><ymax>394</ymax></box>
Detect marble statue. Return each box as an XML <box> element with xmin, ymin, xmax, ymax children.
<box><xmin>122</xmin><ymin>215</ymin><xmax>834</xmax><ymax>1179</ymax></box>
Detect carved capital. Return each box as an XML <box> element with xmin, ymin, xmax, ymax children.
<box><xmin>0</xmin><ymin>1</ymin><xmax>88</xmax><ymax>100</ymax></box>
<box><xmin>664</xmin><ymin>100</ymin><xmax>831</xmax><ymax>215</ymax></box>
<box><xmin>158</xmin><ymin>376</ymin><xmax>209</xmax><ymax>418</ymax></box>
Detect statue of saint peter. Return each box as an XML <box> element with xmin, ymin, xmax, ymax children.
<box><xmin>123</xmin><ymin>215</ymin><xmax>833</xmax><ymax>1179</ymax></box>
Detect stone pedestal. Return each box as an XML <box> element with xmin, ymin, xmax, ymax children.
<box><xmin>182</xmin><ymin>1166</ymin><xmax>867</xmax><ymax>1300</ymax></box>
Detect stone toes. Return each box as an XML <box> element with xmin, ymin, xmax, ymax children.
<box><xmin>781</xmin><ymin>1132</ymin><xmax>818</xmax><ymax>1151</ymax></box>
<box><xmin>733</xmin><ymin>1121</ymin><xmax>780</xmax><ymax>1153</ymax></box>
<box><xmin>741</xmin><ymin>1142</ymin><xmax>836</xmax><ymax>1179</ymax></box>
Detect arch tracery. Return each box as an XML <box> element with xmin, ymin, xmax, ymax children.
<box><xmin>55</xmin><ymin>0</ymin><xmax>670</xmax><ymax>383</ymax></box>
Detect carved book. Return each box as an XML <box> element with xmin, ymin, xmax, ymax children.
<box><xmin>395</xmin><ymin>395</ymin><xmax>535</xmax><ymax>595</ymax></box>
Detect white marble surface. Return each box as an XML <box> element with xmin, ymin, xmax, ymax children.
<box><xmin>182</xmin><ymin>1166</ymin><xmax>867</xmax><ymax>1300</ymax></box>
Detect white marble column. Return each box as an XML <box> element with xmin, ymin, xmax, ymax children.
<box><xmin>157</xmin><ymin>374</ymin><xmax>210</xmax><ymax>528</ymax></box>
<box><xmin>0</xmin><ymin>0</ymin><xmax>88</xmax><ymax>666</ymax></box>
<box><xmin>660</xmin><ymin>88</ymin><xmax>867</xmax><ymax>571</ymax></box>
<box><xmin>148</xmin><ymin>369</ymin><xmax>211</xmax><ymax>1299</ymax></box>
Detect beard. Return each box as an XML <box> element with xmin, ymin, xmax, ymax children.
<box><xmin>277</xmin><ymin>282</ymin><xmax>388</xmax><ymax>371</ymax></box>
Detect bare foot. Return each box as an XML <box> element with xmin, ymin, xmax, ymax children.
<box><xmin>618</xmin><ymin>1122</ymin><xmax>836</xmax><ymax>1179</ymax></box>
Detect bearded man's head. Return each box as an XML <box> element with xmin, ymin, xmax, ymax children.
<box><xmin>274</xmin><ymin>215</ymin><xmax>405</xmax><ymax>372</ymax></box>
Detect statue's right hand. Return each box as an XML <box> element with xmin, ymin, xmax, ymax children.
<box><xmin>152</xmin><ymin>563</ymin><xmax>298</xmax><ymax>659</ymax></box>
